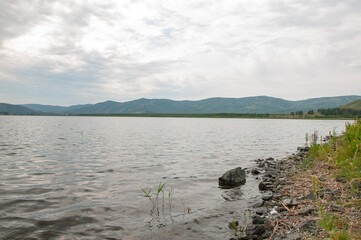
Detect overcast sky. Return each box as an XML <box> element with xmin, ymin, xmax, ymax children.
<box><xmin>1</xmin><ymin>0</ymin><xmax>361</xmax><ymax>105</ymax></box>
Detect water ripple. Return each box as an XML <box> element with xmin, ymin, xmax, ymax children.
<box><xmin>0</xmin><ymin>116</ymin><xmax>350</xmax><ymax>239</ymax></box>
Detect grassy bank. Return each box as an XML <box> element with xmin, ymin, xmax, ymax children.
<box><xmin>308</xmin><ymin>118</ymin><xmax>361</xmax><ymax>180</ymax></box>
<box><xmin>304</xmin><ymin>118</ymin><xmax>361</xmax><ymax>239</ymax></box>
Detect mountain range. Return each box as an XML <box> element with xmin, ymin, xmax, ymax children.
<box><xmin>1</xmin><ymin>95</ymin><xmax>361</xmax><ymax>115</ymax></box>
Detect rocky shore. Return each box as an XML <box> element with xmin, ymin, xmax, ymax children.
<box><xmin>131</xmin><ymin>140</ymin><xmax>360</xmax><ymax>240</ymax></box>
<box><xmin>231</xmin><ymin>145</ymin><xmax>360</xmax><ymax>240</ymax></box>
<box><xmin>134</xmin><ymin>147</ymin><xmax>343</xmax><ymax>240</ymax></box>
<box><xmin>236</xmin><ymin>147</ymin><xmax>318</xmax><ymax>240</ymax></box>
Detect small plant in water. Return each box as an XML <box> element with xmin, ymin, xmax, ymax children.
<box><xmin>142</xmin><ymin>181</ymin><xmax>167</xmax><ymax>215</ymax></box>
<box><xmin>230</xmin><ymin>210</ymin><xmax>252</xmax><ymax>237</ymax></box>
<box><xmin>141</xmin><ymin>181</ymin><xmax>190</xmax><ymax>229</ymax></box>
<box><xmin>141</xmin><ymin>188</ymin><xmax>155</xmax><ymax>211</ymax></box>
<box><xmin>231</xmin><ymin>221</ymin><xmax>238</xmax><ymax>236</ymax></box>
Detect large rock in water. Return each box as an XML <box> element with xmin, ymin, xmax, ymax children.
<box><xmin>219</xmin><ymin>167</ymin><xmax>246</xmax><ymax>188</ymax></box>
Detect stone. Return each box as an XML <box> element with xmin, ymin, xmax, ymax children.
<box><xmin>273</xmin><ymin>193</ymin><xmax>282</xmax><ymax>200</ymax></box>
<box><xmin>297</xmin><ymin>147</ymin><xmax>309</xmax><ymax>152</ymax></box>
<box><xmin>219</xmin><ymin>167</ymin><xmax>246</xmax><ymax>188</ymax></box>
<box><xmin>276</xmin><ymin>206</ymin><xmax>287</xmax><ymax>212</ymax></box>
<box><xmin>297</xmin><ymin>219</ymin><xmax>318</xmax><ymax>233</ymax></box>
<box><xmin>286</xmin><ymin>233</ymin><xmax>302</xmax><ymax>240</ymax></box>
<box><xmin>255</xmin><ymin>207</ymin><xmax>267</xmax><ymax>216</ymax></box>
<box><xmin>278</xmin><ymin>177</ymin><xmax>287</xmax><ymax>184</ymax></box>
<box><xmin>222</xmin><ymin>188</ymin><xmax>243</xmax><ymax>201</ymax></box>
<box><xmin>244</xmin><ymin>220</ymin><xmax>273</xmax><ymax>240</ymax></box>
<box><xmin>297</xmin><ymin>205</ymin><xmax>315</xmax><ymax>215</ymax></box>
<box><xmin>259</xmin><ymin>181</ymin><xmax>272</xmax><ymax>191</ymax></box>
<box><xmin>291</xmin><ymin>198</ymin><xmax>299</xmax><ymax>206</ymax></box>
<box><xmin>257</xmin><ymin>162</ymin><xmax>265</xmax><ymax>168</ymax></box>
<box><xmin>262</xmin><ymin>176</ymin><xmax>273</xmax><ymax>182</ymax></box>
<box><xmin>262</xmin><ymin>192</ymin><xmax>273</xmax><ymax>201</ymax></box>
<box><xmin>264</xmin><ymin>172</ymin><xmax>276</xmax><ymax>179</ymax></box>
<box><xmin>306</xmin><ymin>191</ymin><xmax>316</xmax><ymax>201</ymax></box>
<box><xmin>252</xmin><ymin>215</ymin><xmax>265</xmax><ymax>224</ymax></box>
<box><xmin>330</xmin><ymin>204</ymin><xmax>346</xmax><ymax>213</ymax></box>
<box><xmin>263</xmin><ymin>201</ymin><xmax>275</xmax><ymax>207</ymax></box>
<box><xmin>252</xmin><ymin>200</ymin><xmax>263</xmax><ymax>208</ymax></box>
<box><xmin>251</xmin><ymin>168</ymin><xmax>261</xmax><ymax>175</ymax></box>
<box><xmin>245</xmin><ymin>224</ymin><xmax>266</xmax><ymax>238</ymax></box>
<box><xmin>283</xmin><ymin>198</ymin><xmax>292</xmax><ymax>206</ymax></box>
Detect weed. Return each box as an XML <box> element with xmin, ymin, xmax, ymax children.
<box><xmin>308</xmin><ymin>119</ymin><xmax>361</xmax><ymax>180</ymax></box>
<box><xmin>301</xmin><ymin>120</ymin><xmax>360</xmax><ymax>238</ymax></box>
<box><xmin>230</xmin><ymin>210</ymin><xmax>252</xmax><ymax>238</ymax></box>
<box><xmin>142</xmin><ymin>188</ymin><xmax>155</xmax><ymax>211</ymax></box>
<box><xmin>168</xmin><ymin>187</ymin><xmax>174</xmax><ymax>212</ymax></box>
<box><xmin>141</xmin><ymin>181</ymin><xmax>190</xmax><ymax>229</ymax></box>
<box><xmin>312</xmin><ymin>176</ymin><xmax>351</xmax><ymax>240</ymax></box>
<box><xmin>179</xmin><ymin>196</ymin><xmax>190</xmax><ymax>215</ymax></box>
<box><xmin>231</xmin><ymin>221</ymin><xmax>238</xmax><ymax>236</ymax></box>
<box><xmin>142</xmin><ymin>181</ymin><xmax>171</xmax><ymax>215</ymax></box>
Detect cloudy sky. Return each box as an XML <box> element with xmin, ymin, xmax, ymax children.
<box><xmin>1</xmin><ymin>0</ymin><xmax>361</xmax><ymax>105</ymax></box>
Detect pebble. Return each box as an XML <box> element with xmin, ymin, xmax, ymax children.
<box><xmin>330</xmin><ymin>204</ymin><xmax>346</xmax><ymax>213</ymax></box>
<box><xmin>297</xmin><ymin>205</ymin><xmax>315</xmax><ymax>215</ymax></box>
<box><xmin>261</xmin><ymin>192</ymin><xmax>273</xmax><ymax>201</ymax></box>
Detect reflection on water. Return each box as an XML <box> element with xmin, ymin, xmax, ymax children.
<box><xmin>0</xmin><ymin>116</ymin><xmax>350</xmax><ymax>239</ymax></box>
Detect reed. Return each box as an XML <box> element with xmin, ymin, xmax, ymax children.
<box><xmin>141</xmin><ymin>181</ymin><xmax>190</xmax><ymax>225</ymax></box>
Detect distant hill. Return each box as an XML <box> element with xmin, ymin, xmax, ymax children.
<box><xmin>291</xmin><ymin>96</ymin><xmax>361</xmax><ymax>111</ymax></box>
<box><xmin>342</xmin><ymin>99</ymin><xmax>361</xmax><ymax>111</ymax></box>
<box><xmin>21</xmin><ymin>103</ymin><xmax>92</xmax><ymax>113</ymax></box>
<box><xmin>10</xmin><ymin>95</ymin><xmax>361</xmax><ymax>115</ymax></box>
<box><xmin>62</xmin><ymin>95</ymin><xmax>361</xmax><ymax>114</ymax></box>
<box><xmin>0</xmin><ymin>103</ymin><xmax>40</xmax><ymax>115</ymax></box>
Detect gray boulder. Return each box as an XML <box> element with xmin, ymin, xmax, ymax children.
<box><xmin>218</xmin><ymin>167</ymin><xmax>246</xmax><ymax>188</ymax></box>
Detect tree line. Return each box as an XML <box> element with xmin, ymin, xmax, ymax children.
<box><xmin>290</xmin><ymin>110</ymin><xmax>314</xmax><ymax>116</ymax></box>
<box><xmin>317</xmin><ymin>108</ymin><xmax>361</xmax><ymax>117</ymax></box>
<box><xmin>290</xmin><ymin>108</ymin><xmax>361</xmax><ymax>117</ymax></box>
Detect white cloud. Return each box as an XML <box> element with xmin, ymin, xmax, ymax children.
<box><xmin>0</xmin><ymin>0</ymin><xmax>361</xmax><ymax>104</ymax></box>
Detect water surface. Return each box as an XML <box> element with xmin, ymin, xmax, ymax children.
<box><xmin>0</xmin><ymin>116</ymin><xmax>350</xmax><ymax>239</ymax></box>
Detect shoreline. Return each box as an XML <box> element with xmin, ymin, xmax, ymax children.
<box><xmin>242</xmin><ymin>147</ymin><xmax>318</xmax><ymax>239</ymax></box>
<box><xmin>243</xmin><ymin>142</ymin><xmax>361</xmax><ymax>239</ymax></box>
<box><xmin>0</xmin><ymin>114</ymin><xmax>356</xmax><ymax>120</ymax></box>
<box><xmin>133</xmin><ymin>142</ymin><xmax>359</xmax><ymax>240</ymax></box>
<box><xmin>128</xmin><ymin>148</ymin><xmax>319</xmax><ymax>240</ymax></box>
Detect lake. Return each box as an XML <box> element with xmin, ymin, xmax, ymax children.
<box><xmin>0</xmin><ymin>116</ymin><xmax>351</xmax><ymax>239</ymax></box>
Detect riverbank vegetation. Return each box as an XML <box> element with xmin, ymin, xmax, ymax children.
<box><xmin>74</xmin><ymin>111</ymin><xmax>359</xmax><ymax>119</ymax></box>
<box><xmin>2</xmin><ymin>107</ymin><xmax>360</xmax><ymax>119</ymax></box>
<box><xmin>305</xmin><ymin>119</ymin><xmax>361</xmax><ymax>239</ymax></box>
<box><xmin>317</xmin><ymin>108</ymin><xmax>361</xmax><ymax>119</ymax></box>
